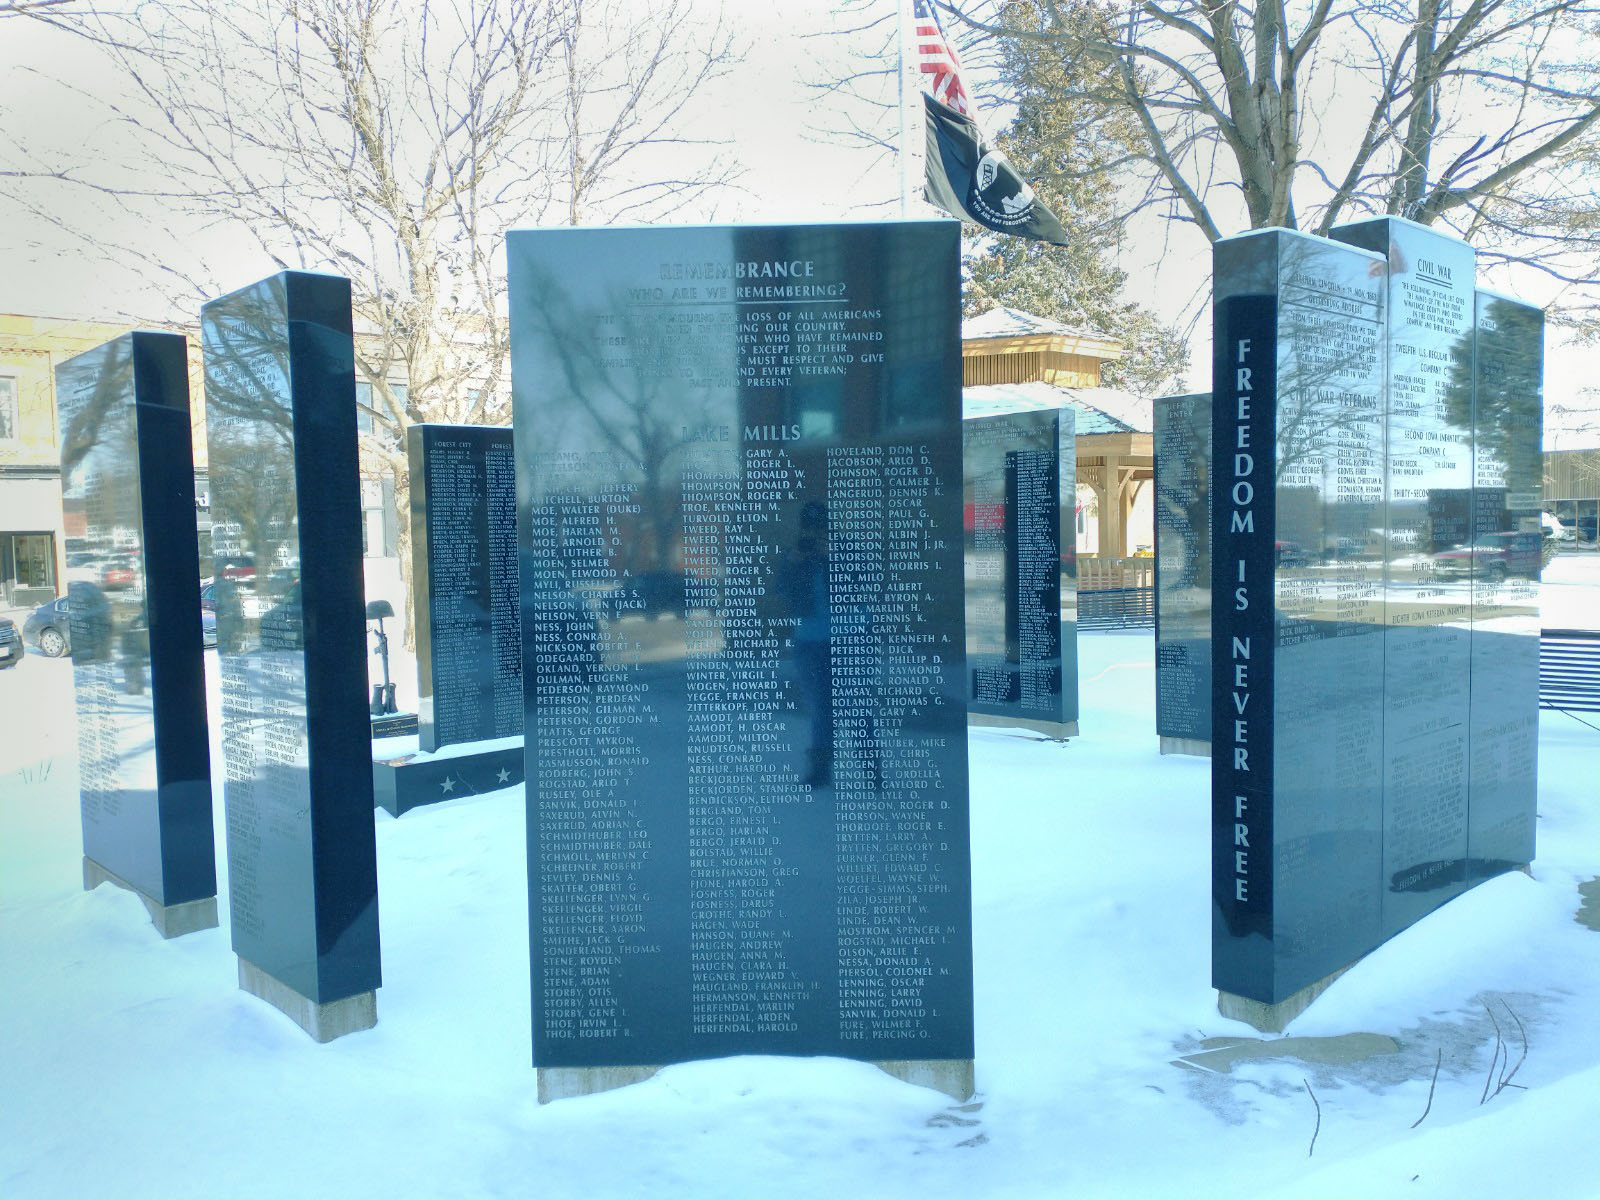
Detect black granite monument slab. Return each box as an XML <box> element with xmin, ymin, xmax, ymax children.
<box><xmin>372</xmin><ymin>736</ymin><xmax>524</xmax><ymax>817</ymax></box>
<box><xmin>1211</xmin><ymin>229</ymin><xmax>1389</xmax><ymax>1017</ymax></box>
<box><xmin>961</xmin><ymin>393</ymin><xmax>1076</xmax><ymax>737</ymax></box>
<box><xmin>509</xmin><ymin>221</ymin><xmax>974</xmax><ymax>1102</ymax></box>
<box><xmin>409</xmin><ymin>423</ymin><xmax>522</xmax><ymax>750</ymax></box>
<box><xmin>1211</xmin><ymin>223</ymin><xmax>1541</xmax><ymax>1030</ymax></box>
<box><xmin>372</xmin><ymin>423</ymin><xmax>526</xmax><ymax>815</ymax></box>
<box><xmin>55</xmin><ymin>332</ymin><xmax>217</xmax><ymax>938</ymax></box>
<box><xmin>1332</xmin><ymin>217</ymin><xmax>1479</xmax><ymax>938</ymax></box>
<box><xmin>1153</xmin><ymin>392</ymin><xmax>1212</xmax><ymax>755</ymax></box>
<box><xmin>202</xmin><ymin>271</ymin><xmax>382</xmax><ymax>1040</ymax></box>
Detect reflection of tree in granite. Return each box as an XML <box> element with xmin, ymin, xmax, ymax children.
<box><xmin>57</xmin><ymin>339</ymin><xmax>134</xmax><ymax>482</ymax></box>
<box><xmin>202</xmin><ymin>279</ymin><xmax>303</xmax><ymax>600</ymax></box>
<box><xmin>1445</xmin><ymin>297</ymin><xmax>1544</xmax><ymax>500</ymax></box>
<box><xmin>517</xmin><ymin>270</ymin><xmax>726</xmax><ymax>574</ymax></box>
<box><xmin>777</xmin><ymin>501</ymin><xmax>831</xmax><ymax>785</ymax></box>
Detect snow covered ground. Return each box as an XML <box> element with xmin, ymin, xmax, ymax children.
<box><xmin>1</xmin><ymin>558</ymin><xmax>1597</xmax><ymax>1200</ymax></box>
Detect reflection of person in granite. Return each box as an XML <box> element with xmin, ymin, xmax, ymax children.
<box><xmin>67</xmin><ymin>580</ymin><xmax>113</xmax><ymax>663</ymax></box>
<box><xmin>119</xmin><ymin>620</ymin><xmax>149</xmax><ymax>695</ymax></box>
<box><xmin>778</xmin><ymin>501</ymin><xmax>831</xmax><ymax>785</ymax></box>
<box><xmin>213</xmin><ymin>578</ymin><xmax>246</xmax><ymax>654</ymax></box>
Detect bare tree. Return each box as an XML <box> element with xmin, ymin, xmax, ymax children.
<box><xmin>0</xmin><ymin>1</ymin><xmax>75</xmax><ymax>16</ymax></box>
<box><xmin>948</xmin><ymin>1</ymin><xmax>1600</xmax><ymax>260</ymax></box>
<box><xmin>3</xmin><ymin>0</ymin><xmax>736</xmax><ymax>638</ymax></box>
<box><xmin>808</xmin><ymin>1</ymin><xmax>1190</xmax><ymax>395</ymax></box>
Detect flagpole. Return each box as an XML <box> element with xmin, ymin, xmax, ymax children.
<box><xmin>898</xmin><ymin>0</ymin><xmax>914</xmax><ymax>217</ymax></box>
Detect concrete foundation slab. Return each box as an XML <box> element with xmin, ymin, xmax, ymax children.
<box><xmin>238</xmin><ymin>958</ymin><xmax>377</xmax><ymax>1043</ymax></box>
<box><xmin>83</xmin><ymin>856</ymin><xmax>218</xmax><ymax>939</ymax></box>
<box><xmin>967</xmin><ymin>714</ymin><xmax>1077</xmax><ymax>740</ymax></box>
<box><xmin>1173</xmin><ymin>1032</ymin><xmax>1400</xmax><ymax>1074</ymax></box>
<box><xmin>1159</xmin><ymin>737</ymin><xmax>1211</xmax><ymax>757</ymax></box>
<box><xmin>537</xmin><ymin>1065</ymin><xmax>660</xmax><ymax>1103</ymax></box>
<box><xmin>537</xmin><ymin>1058</ymin><xmax>975</xmax><ymax>1104</ymax></box>
<box><xmin>875</xmin><ymin>1058</ymin><xmax>976</xmax><ymax>1101</ymax></box>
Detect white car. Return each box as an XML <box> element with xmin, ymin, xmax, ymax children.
<box><xmin>1542</xmin><ymin>511</ymin><xmax>1576</xmax><ymax>542</ymax></box>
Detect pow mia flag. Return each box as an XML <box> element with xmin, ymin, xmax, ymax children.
<box><xmin>923</xmin><ymin>93</ymin><xmax>1068</xmax><ymax>246</ymax></box>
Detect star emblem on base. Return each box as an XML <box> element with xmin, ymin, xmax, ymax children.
<box><xmin>496</xmin><ymin>768</ymin><xmax>511</xmax><ymax>784</ymax></box>
<box><xmin>440</xmin><ymin>776</ymin><xmax>456</xmax><ymax>794</ymax></box>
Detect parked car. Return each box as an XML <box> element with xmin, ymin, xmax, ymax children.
<box><xmin>22</xmin><ymin>595</ymin><xmax>71</xmax><ymax>657</ymax></box>
<box><xmin>216</xmin><ymin>554</ymin><xmax>257</xmax><ymax>584</ymax></box>
<box><xmin>1429</xmin><ymin>532</ymin><xmax>1537</xmax><ymax>581</ymax></box>
<box><xmin>202</xmin><ymin>608</ymin><xmax>217</xmax><ymax>649</ymax></box>
<box><xmin>0</xmin><ymin>617</ymin><xmax>20</xmax><ymax>669</ymax></box>
<box><xmin>100</xmin><ymin>556</ymin><xmax>138</xmax><ymax>590</ymax></box>
<box><xmin>1543</xmin><ymin>511</ymin><xmax>1576</xmax><ymax>543</ymax></box>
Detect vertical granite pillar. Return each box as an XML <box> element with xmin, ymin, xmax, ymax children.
<box><xmin>1210</xmin><ymin>229</ymin><xmax>1388</xmax><ymax>1022</ymax></box>
<box><xmin>202</xmin><ymin>271</ymin><xmax>381</xmax><ymax>1040</ymax></box>
<box><xmin>1212</xmin><ymin>222</ymin><xmax>1542</xmax><ymax>1033</ymax></box>
<box><xmin>56</xmin><ymin>331</ymin><xmax>217</xmax><ymax>938</ymax></box>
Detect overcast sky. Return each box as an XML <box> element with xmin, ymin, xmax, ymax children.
<box><xmin>0</xmin><ymin>1</ymin><xmax>1593</xmax><ymax>443</ymax></box>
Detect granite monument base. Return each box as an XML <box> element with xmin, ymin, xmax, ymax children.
<box><xmin>83</xmin><ymin>856</ymin><xmax>218</xmax><ymax>939</ymax></box>
<box><xmin>875</xmin><ymin>1058</ymin><xmax>976</xmax><ymax>1102</ymax></box>
<box><xmin>967</xmin><ymin>713</ymin><xmax>1078</xmax><ymax>740</ymax></box>
<box><xmin>1217</xmin><ymin>965</ymin><xmax>1353</xmax><ymax>1035</ymax></box>
<box><xmin>372</xmin><ymin>736</ymin><xmax>524</xmax><ymax>817</ymax></box>
<box><xmin>537</xmin><ymin>1058</ymin><xmax>976</xmax><ymax>1104</ymax></box>
<box><xmin>1159</xmin><ymin>737</ymin><xmax>1211</xmax><ymax>758</ymax></box>
<box><xmin>238</xmin><ymin>958</ymin><xmax>377</xmax><ymax>1042</ymax></box>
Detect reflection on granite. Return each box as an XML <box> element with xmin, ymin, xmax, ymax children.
<box><xmin>56</xmin><ymin>331</ymin><xmax>216</xmax><ymax>916</ymax></box>
<box><xmin>962</xmin><ymin>397</ymin><xmax>1076</xmax><ymax>735</ymax></box>
<box><xmin>1154</xmin><ymin>393</ymin><xmax>1212</xmax><ymax>745</ymax></box>
<box><xmin>409</xmin><ymin>423</ymin><xmax>522</xmax><ymax>752</ymax></box>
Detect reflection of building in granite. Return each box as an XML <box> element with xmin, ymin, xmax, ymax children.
<box><xmin>1544</xmin><ymin>448</ymin><xmax>1600</xmax><ymax>546</ymax></box>
<box><xmin>1</xmin><ymin>312</ymin><xmax>418</xmax><ymax>622</ymax></box>
<box><xmin>0</xmin><ymin>314</ymin><xmax>167</xmax><ymax>609</ymax></box>
<box><xmin>5</xmin><ymin>303</ymin><xmax>1150</xmax><ymax>615</ymax></box>
<box><xmin>961</xmin><ymin>307</ymin><xmax>1155</xmax><ymax>562</ymax></box>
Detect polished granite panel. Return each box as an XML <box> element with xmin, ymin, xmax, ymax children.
<box><xmin>961</xmin><ymin>398</ymin><xmax>1076</xmax><ymax>733</ymax></box>
<box><xmin>1466</xmin><ymin>291</ymin><xmax>1542</xmax><ymax>875</ymax></box>
<box><xmin>202</xmin><ymin>271</ymin><xmax>381</xmax><ymax>1004</ymax></box>
<box><xmin>373</xmin><ymin>738</ymin><xmax>526</xmax><ymax>817</ymax></box>
<box><xmin>56</xmin><ymin>332</ymin><xmax>215</xmax><ymax>910</ymax></box>
<box><xmin>1211</xmin><ymin>230</ymin><xmax>1388</xmax><ymax>1004</ymax></box>
<box><xmin>1333</xmin><ymin>218</ymin><xmax>1478</xmax><ymax>938</ymax></box>
<box><xmin>1153</xmin><ymin>393</ymin><xmax>1212</xmax><ymax>744</ymax></box>
<box><xmin>509</xmin><ymin>222</ymin><xmax>973</xmax><ymax>1070</ymax></box>
<box><xmin>409</xmin><ymin>423</ymin><xmax>522</xmax><ymax>752</ymax></box>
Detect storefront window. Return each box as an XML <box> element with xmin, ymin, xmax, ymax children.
<box><xmin>0</xmin><ymin>375</ymin><xmax>18</xmax><ymax>441</ymax></box>
<box><xmin>2</xmin><ymin>531</ymin><xmax>57</xmax><ymax>605</ymax></box>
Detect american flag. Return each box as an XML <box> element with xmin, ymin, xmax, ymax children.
<box><xmin>915</xmin><ymin>0</ymin><xmax>972</xmax><ymax>117</ymax></box>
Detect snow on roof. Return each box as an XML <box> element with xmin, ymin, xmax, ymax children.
<box><xmin>963</xmin><ymin>381</ymin><xmax>1150</xmax><ymax>434</ymax></box>
<box><xmin>960</xmin><ymin>305</ymin><xmax>1107</xmax><ymax>343</ymax></box>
